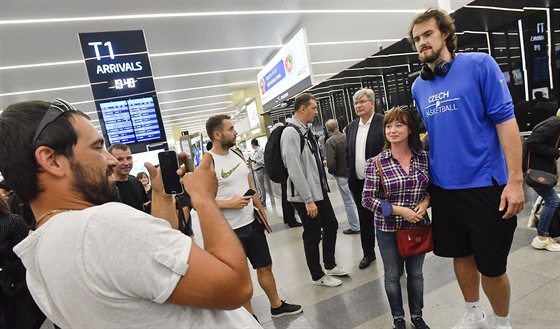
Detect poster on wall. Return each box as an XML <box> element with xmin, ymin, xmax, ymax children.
<box><xmin>246</xmin><ymin>100</ymin><xmax>261</xmax><ymax>129</ymax></box>
<box><xmin>257</xmin><ymin>28</ymin><xmax>314</xmax><ymax>111</ymax></box>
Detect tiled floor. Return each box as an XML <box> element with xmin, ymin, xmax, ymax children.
<box><xmin>226</xmin><ymin>177</ymin><xmax>560</xmax><ymax>329</ymax></box>
<box><xmin>41</xmin><ymin>176</ymin><xmax>560</xmax><ymax>328</ymax></box>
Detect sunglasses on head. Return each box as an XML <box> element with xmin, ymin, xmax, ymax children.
<box><xmin>32</xmin><ymin>98</ymin><xmax>78</xmax><ymax>146</ymax></box>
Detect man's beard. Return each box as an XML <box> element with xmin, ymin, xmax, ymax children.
<box><xmin>418</xmin><ymin>43</ymin><xmax>443</xmax><ymax>64</ymax></box>
<box><xmin>222</xmin><ymin>138</ymin><xmax>236</xmax><ymax>149</ymax></box>
<box><xmin>70</xmin><ymin>159</ymin><xmax>120</xmax><ymax>205</ymax></box>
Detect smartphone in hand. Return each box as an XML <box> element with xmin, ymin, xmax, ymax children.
<box><xmin>243</xmin><ymin>189</ymin><xmax>256</xmax><ymax>197</ymax></box>
<box><xmin>158</xmin><ymin>151</ymin><xmax>184</xmax><ymax>195</ymax></box>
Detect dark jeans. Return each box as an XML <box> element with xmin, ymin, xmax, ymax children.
<box><xmin>350</xmin><ymin>179</ymin><xmax>376</xmax><ymax>258</ymax></box>
<box><xmin>281</xmin><ymin>181</ymin><xmax>296</xmax><ymax>224</ymax></box>
<box><xmin>377</xmin><ymin>229</ymin><xmax>425</xmax><ymax>318</ymax></box>
<box><xmin>534</xmin><ymin>187</ymin><xmax>560</xmax><ymax>237</ymax></box>
<box><xmin>291</xmin><ymin>190</ymin><xmax>339</xmax><ymax>281</ymax></box>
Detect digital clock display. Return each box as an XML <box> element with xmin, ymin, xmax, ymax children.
<box><xmin>112</xmin><ymin>78</ymin><xmax>137</xmax><ymax>90</ymax></box>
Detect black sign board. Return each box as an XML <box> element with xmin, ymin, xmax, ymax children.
<box><xmin>522</xmin><ymin>13</ymin><xmax>550</xmax><ymax>93</ymax></box>
<box><xmin>79</xmin><ymin>30</ymin><xmax>166</xmax><ymax>153</ymax></box>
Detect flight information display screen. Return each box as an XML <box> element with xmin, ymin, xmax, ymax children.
<box><xmin>99</xmin><ymin>96</ymin><xmax>161</xmax><ymax>145</ymax></box>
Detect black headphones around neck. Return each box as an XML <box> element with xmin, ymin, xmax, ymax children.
<box><xmin>420</xmin><ymin>58</ymin><xmax>451</xmax><ymax>80</ymax></box>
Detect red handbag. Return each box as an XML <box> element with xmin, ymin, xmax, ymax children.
<box><xmin>396</xmin><ymin>225</ymin><xmax>433</xmax><ymax>257</ymax></box>
<box><xmin>377</xmin><ymin>157</ymin><xmax>434</xmax><ymax>257</ymax></box>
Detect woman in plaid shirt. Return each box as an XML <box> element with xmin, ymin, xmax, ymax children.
<box><xmin>362</xmin><ymin>107</ymin><xmax>431</xmax><ymax>329</ymax></box>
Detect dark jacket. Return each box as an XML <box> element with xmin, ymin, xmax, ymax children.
<box><xmin>345</xmin><ymin>113</ymin><xmax>385</xmax><ymax>189</ymax></box>
<box><xmin>524</xmin><ymin>116</ymin><xmax>560</xmax><ymax>175</ymax></box>
<box><xmin>325</xmin><ymin>131</ymin><xmax>347</xmax><ymax>177</ymax></box>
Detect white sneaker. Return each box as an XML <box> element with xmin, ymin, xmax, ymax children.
<box><xmin>452</xmin><ymin>312</ymin><xmax>488</xmax><ymax>329</ymax></box>
<box><xmin>531</xmin><ymin>236</ymin><xmax>560</xmax><ymax>251</ymax></box>
<box><xmin>312</xmin><ymin>275</ymin><xmax>342</xmax><ymax>287</ymax></box>
<box><xmin>324</xmin><ymin>265</ymin><xmax>350</xmax><ymax>276</ymax></box>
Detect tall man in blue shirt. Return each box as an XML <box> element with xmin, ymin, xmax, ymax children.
<box><xmin>408</xmin><ymin>8</ymin><xmax>524</xmax><ymax>329</ymax></box>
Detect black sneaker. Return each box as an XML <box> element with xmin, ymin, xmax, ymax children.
<box><xmin>270</xmin><ymin>300</ymin><xmax>303</xmax><ymax>318</ymax></box>
<box><xmin>411</xmin><ymin>316</ymin><xmax>430</xmax><ymax>329</ymax></box>
<box><xmin>393</xmin><ymin>317</ymin><xmax>406</xmax><ymax>329</ymax></box>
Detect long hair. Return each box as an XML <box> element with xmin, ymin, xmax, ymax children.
<box><xmin>382</xmin><ymin>107</ymin><xmax>422</xmax><ymax>151</ymax></box>
<box><xmin>407</xmin><ymin>7</ymin><xmax>457</xmax><ymax>54</ymax></box>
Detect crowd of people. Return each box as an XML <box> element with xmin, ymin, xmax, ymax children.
<box><xmin>0</xmin><ymin>7</ymin><xmax>558</xmax><ymax>329</ymax></box>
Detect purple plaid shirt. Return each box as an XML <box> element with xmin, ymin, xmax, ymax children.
<box><xmin>362</xmin><ymin>149</ymin><xmax>430</xmax><ymax>232</ymax></box>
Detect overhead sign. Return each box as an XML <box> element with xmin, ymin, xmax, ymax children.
<box><xmin>79</xmin><ymin>30</ymin><xmax>166</xmax><ymax>152</ymax></box>
<box><xmin>257</xmin><ymin>28</ymin><xmax>314</xmax><ymax>111</ymax></box>
<box><xmin>79</xmin><ymin>30</ymin><xmax>156</xmax><ymax>100</ymax></box>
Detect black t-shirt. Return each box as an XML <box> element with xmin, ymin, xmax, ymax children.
<box><xmin>116</xmin><ymin>175</ymin><xmax>149</xmax><ymax>212</ymax></box>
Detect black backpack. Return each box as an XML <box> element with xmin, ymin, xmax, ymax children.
<box><xmin>264</xmin><ymin>123</ymin><xmax>305</xmax><ymax>183</ymax></box>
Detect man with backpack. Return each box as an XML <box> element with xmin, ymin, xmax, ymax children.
<box><xmin>279</xmin><ymin>93</ymin><xmax>349</xmax><ymax>287</ymax></box>
<box><xmin>264</xmin><ymin>123</ymin><xmax>302</xmax><ymax>228</ymax></box>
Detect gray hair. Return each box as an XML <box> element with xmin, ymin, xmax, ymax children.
<box><xmin>353</xmin><ymin>88</ymin><xmax>375</xmax><ymax>102</ymax></box>
<box><xmin>325</xmin><ymin>119</ymin><xmax>339</xmax><ymax>133</ymax></box>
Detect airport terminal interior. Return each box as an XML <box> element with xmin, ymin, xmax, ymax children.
<box><xmin>2</xmin><ymin>0</ymin><xmax>560</xmax><ymax>328</ymax></box>
<box><xmin>40</xmin><ymin>180</ymin><xmax>560</xmax><ymax>329</ymax></box>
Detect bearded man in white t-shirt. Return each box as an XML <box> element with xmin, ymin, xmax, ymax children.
<box><xmin>0</xmin><ymin>99</ymin><xmax>259</xmax><ymax>328</ymax></box>
<box><xmin>206</xmin><ymin>114</ymin><xmax>302</xmax><ymax>322</ymax></box>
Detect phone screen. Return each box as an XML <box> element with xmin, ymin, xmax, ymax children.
<box><xmin>158</xmin><ymin>151</ymin><xmax>184</xmax><ymax>195</ymax></box>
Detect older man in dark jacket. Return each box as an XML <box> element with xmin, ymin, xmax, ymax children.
<box><xmin>345</xmin><ymin>88</ymin><xmax>384</xmax><ymax>269</ymax></box>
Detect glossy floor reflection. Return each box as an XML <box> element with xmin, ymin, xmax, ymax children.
<box><xmin>40</xmin><ymin>175</ymin><xmax>559</xmax><ymax>328</ymax></box>
<box><xmin>234</xmin><ymin>177</ymin><xmax>559</xmax><ymax>329</ymax></box>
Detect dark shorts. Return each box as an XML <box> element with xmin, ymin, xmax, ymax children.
<box><xmin>429</xmin><ymin>183</ymin><xmax>517</xmax><ymax>277</ymax></box>
<box><xmin>234</xmin><ymin>219</ymin><xmax>272</xmax><ymax>269</ymax></box>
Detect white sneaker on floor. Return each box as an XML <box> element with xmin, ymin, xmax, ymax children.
<box><xmin>452</xmin><ymin>311</ymin><xmax>488</xmax><ymax>329</ymax></box>
<box><xmin>531</xmin><ymin>236</ymin><xmax>560</xmax><ymax>251</ymax></box>
<box><xmin>312</xmin><ymin>275</ymin><xmax>342</xmax><ymax>287</ymax></box>
<box><xmin>324</xmin><ymin>265</ymin><xmax>350</xmax><ymax>276</ymax></box>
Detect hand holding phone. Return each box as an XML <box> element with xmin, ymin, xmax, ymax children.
<box><xmin>243</xmin><ymin>189</ymin><xmax>256</xmax><ymax>197</ymax></box>
<box><xmin>158</xmin><ymin>151</ymin><xmax>184</xmax><ymax>195</ymax></box>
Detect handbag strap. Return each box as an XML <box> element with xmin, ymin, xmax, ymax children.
<box><xmin>377</xmin><ymin>157</ymin><xmax>390</xmax><ymax>202</ymax></box>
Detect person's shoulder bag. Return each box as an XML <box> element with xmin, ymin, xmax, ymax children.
<box><xmin>524</xmin><ymin>133</ymin><xmax>560</xmax><ymax>190</ymax></box>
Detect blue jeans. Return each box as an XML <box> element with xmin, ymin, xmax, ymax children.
<box><xmin>535</xmin><ymin>188</ymin><xmax>560</xmax><ymax>237</ymax></box>
<box><xmin>376</xmin><ymin>229</ymin><xmax>425</xmax><ymax>318</ymax></box>
<box><xmin>334</xmin><ymin>176</ymin><xmax>360</xmax><ymax>231</ymax></box>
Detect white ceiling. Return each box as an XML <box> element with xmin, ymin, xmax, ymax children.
<box><xmin>0</xmin><ymin>0</ymin><xmax>472</xmax><ymax>145</ymax></box>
